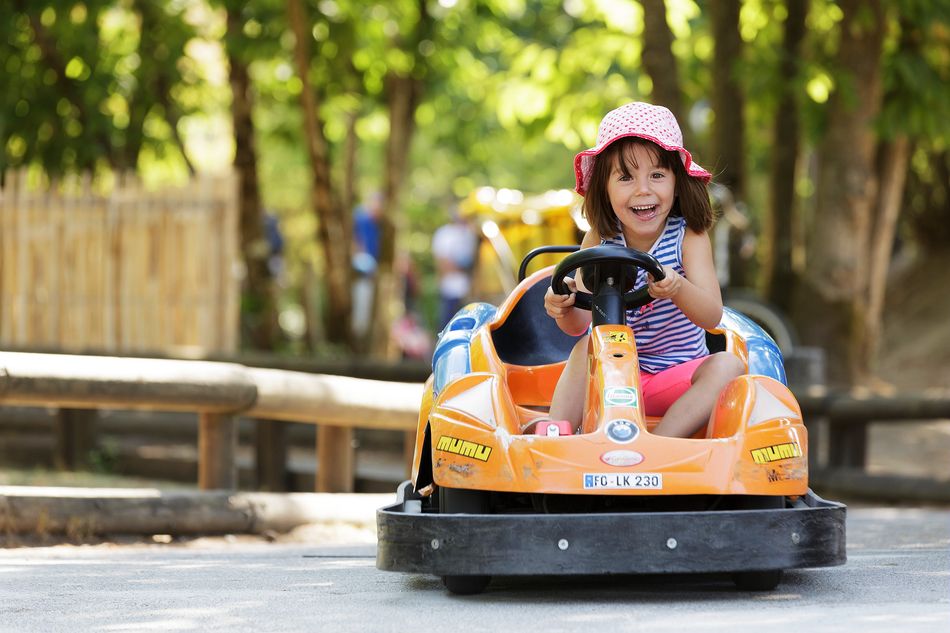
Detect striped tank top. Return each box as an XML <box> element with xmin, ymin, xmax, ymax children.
<box><xmin>601</xmin><ymin>215</ymin><xmax>708</xmax><ymax>374</ymax></box>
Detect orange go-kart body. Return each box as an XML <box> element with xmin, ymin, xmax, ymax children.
<box><xmin>378</xmin><ymin>254</ymin><xmax>844</xmax><ymax>594</ymax></box>
<box><xmin>410</xmin><ymin>266</ymin><xmax>808</xmax><ymax>500</ymax></box>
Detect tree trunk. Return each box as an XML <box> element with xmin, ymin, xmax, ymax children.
<box><xmin>371</xmin><ymin>74</ymin><xmax>420</xmax><ymax>357</ymax></box>
<box><xmin>903</xmin><ymin>150</ymin><xmax>950</xmax><ymax>254</ymax></box>
<box><xmin>764</xmin><ymin>0</ymin><xmax>807</xmax><ymax>314</ymax></box>
<box><xmin>341</xmin><ymin>109</ymin><xmax>358</xmax><ymax>224</ymax></box>
<box><xmin>370</xmin><ymin>0</ymin><xmax>432</xmax><ymax>358</ymax></box>
<box><xmin>224</xmin><ymin>8</ymin><xmax>279</xmax><ymax>351</ymax></box>
<box><xmin>709</xmin><ymin>0</ymin><xmax>749</xmax><ymax>288</ymax></box>
<box><xmin>638</xmin><ymin>0</ymin><xmax>685</xmax><ymax>134</ymax></box>
<box><xmin>794</xmin><ymin>0</ymin><xmax>885</xmax><ymax>384</ymax></box>
<box><xmin>862</xmin><ymin>16</ymin><xmax>927</xmax><ymax>377</ymax></box>
<box><xmin>287</xmin><ymin>0</ymin><xmax>353</xmax><ymax>347</ymax></box>
<box><xmin>863</xmin><ymin>136</ymin><xmax>911</xmax><ymax>376</ymax></box>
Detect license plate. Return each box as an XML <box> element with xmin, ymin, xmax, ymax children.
<box><xmin>583</xmin><ymin>473</ymin><xmax>663</xmax><ymax>490</ymax></box>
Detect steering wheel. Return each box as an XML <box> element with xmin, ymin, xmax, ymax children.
<box><xmin>551</xmin><ymin>245</ymin><xmax>665</xmax><ymax>311</ymax></box>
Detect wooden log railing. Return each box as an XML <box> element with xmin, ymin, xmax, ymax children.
<box><xmin>0</xmin><ymin>352</ymin><xmax>421</xmax><ymax>491</ymax></box>
<box><xmin>797</xmin><ymin>386</ymin><xmax>950</xmax><ymax>502</ymax></box>
<box><xmin>1</xmin><ymin>351</ymin><xmax>948</xmax><ymax>499</ymax></box>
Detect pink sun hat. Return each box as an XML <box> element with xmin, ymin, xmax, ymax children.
<box><xmin>573</xmin><ymin>101</ymin><xmax>712</xmax><ymax>196</ymax></box>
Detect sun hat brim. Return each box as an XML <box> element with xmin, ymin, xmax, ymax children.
<box><xmin>573</xmin><ymin>132</ymin><xmax>712</xmax><ymax>196</ymax></box>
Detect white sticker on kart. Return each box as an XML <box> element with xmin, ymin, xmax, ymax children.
<box><xmin>604</xmin><ymin>386</ymin><xmax>638</xmax><ymax>408</ymax></box>
<box><xmin>583</xmin><ymin>473</ymin><xmax>662</xmax><ymax>490</ymax></box>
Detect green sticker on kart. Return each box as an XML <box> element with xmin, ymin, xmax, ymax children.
<box><xmin>604</xmin><ymin>386</ymin><xmax>638</xmax><ymax>408</ymax></box>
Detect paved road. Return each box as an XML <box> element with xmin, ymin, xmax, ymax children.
<box><xmin>1</xmin><ymin>505</ymin><xmax>948</xmax><ymax>633</ymax></box>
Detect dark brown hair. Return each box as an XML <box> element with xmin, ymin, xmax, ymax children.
<box><xmin>582</xmin><ymin>137</ymin><xmax>714</xmax><ymax>238</ymax></box>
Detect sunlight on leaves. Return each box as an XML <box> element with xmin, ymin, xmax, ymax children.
<box><xmin>806</xmin><ymin>72</ymin><xmax>834</xmax><ymax>104</ymax></box>
<box><xmin>355</xmin><ymin>111</ymin><xmax>390</xmax><ymax>142</ymax></box>
<box><xmin>593</xmin><ymin>0</ymin><xmax>641</xmax><ymax>34</ymax></box>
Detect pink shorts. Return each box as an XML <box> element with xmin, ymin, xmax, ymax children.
<box><xmin>639</xmin><ymin>356</ymin><xmax>708</xmax><ymax>417</ymax></box>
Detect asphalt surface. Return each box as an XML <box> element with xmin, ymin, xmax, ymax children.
<box><xmin>1</xmin><ymin>504</ymin><xmax>948</xmax><ymax>633</ymax></box>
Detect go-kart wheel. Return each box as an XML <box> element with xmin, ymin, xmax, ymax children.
<box><xmin>730</xmin><ymin>495</ymin><xmax>785</xmax><ymax>591</ymax></box>
<box><xmin>438</xmin><ymin>486</ymin><xmax>490</xmax><ymax>514</ymax></box>
<box><xmin>439</xmin><ymin>486</ymin><xmax>491</xmax><ymax>595</ymax></box>
<box><xmin>732</xmin><ymin>569</ymin><xmax>783</xmax><ymax>591</ymax></box>
<box><xmin>442</xmin><ymin>574</ymin><xmax>491</xmax><ymax>595</ymax></box>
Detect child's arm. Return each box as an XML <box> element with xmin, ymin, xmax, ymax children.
<box><xmin>543</xmin><ymin>230</ymin><xmax>599</xmax><ymax>335</ymax></box>
<box><xmin>647</xmin><ymin>229</ymin><xmax>723</xmax><ymax>330</ymax></box>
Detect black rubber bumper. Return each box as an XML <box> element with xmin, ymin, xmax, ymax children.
<box><xmin>376</xmin><ymin>481</ymin><xmax>846</xmax><ymax>576</ymax></box>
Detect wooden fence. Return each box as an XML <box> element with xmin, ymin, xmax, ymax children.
<box><xmin>0</xmin><ymin>351</ymin><xmax>423</xmax><ymax>492</ymax></box>
<box><xmin>0</xmin><ymin>169</ymin><xmax>240</xmax><ymax>355</ymax></box>
<box><xmin>1</xmin><ymin>351</ymin><xmax>948</xmax><ymax>501</ymax></box>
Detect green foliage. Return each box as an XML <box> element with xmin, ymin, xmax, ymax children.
<box><xmin>7</xmin><ymin>1</ymin><xmax>948</xmax><ymax>212</ymax></box>
<box><xmin>5</xmin><ymin>0</ymin><xmax>950</xmax><ymax>338</ymax></box>
<box><xmin>878</xmin><ymin>2</ymin><xmax>950</xmax><ymax>144</ymax></box>
<box><xmin>1</xmin><ymin>1</ymin><xmax>204</xmax><ymax>177</ymax></box>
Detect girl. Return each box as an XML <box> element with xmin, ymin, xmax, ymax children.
<box><xmin>544</xmin><ymin>101</ymin><xmax>744</xmax><ymax>438</ymax></box>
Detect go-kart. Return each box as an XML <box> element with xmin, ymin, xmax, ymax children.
<box><xmin>376</xmin><ymin>245</ymin><xmax>846</xmax><ymax>595</ymax></box>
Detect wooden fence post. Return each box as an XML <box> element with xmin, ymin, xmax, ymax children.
<box><xmin>54</xmin><ymin>408</ymin><xmax>98</xmax><ymax>471</ymax></box>
<box><xmin>316</xmin><ymin>425</ymin><xmax>354</xmax><ymax>492</ymax></box>
<box><xmin>826</xmin><ymin>417</ymin><xmax>868</xmax><ymax>469</ymax></box>
<box><xmin>198</xmin><ymin>412</ymin><xmax>237</xmax><ymax>490</ymax></box>
<box><xmin>255</xmin><ymin>420</ymin><xmax>289</xmax><ymax>491</ymax></box>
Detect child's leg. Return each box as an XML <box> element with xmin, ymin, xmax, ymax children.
<box><xmin>548</xmin><ymin>335</ymin><xmax>590</xmax><ymax>431</ymax></box>
<box><xmin>651</xmin><ymin>352</ymin><xmax>745</xmax><ymax>438</ymax></box>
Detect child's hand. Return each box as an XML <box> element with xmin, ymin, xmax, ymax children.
<box><xmin>647</xmin><ymin>265</ymin><xmax>682</xmax><ymax>300</ymax></box>
<box><xmin>544</xmin><ymin>278</ymin><xmax>577</xmax><ymax>320</ymax></box>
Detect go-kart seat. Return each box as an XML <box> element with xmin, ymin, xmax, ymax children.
<box><xmin>491</xmin><ymin>274</ymin><xmax>729</xmax><ymax>366</ymax></box>
<box><xmin>706</xmin><ymin>330</ymin><xmax>727</xmax><ymax>353</ymax></box>
<box><xmin>492</xmin><ymin>275</ymin><xmax>583</xmax><ymax>366</ymax></box>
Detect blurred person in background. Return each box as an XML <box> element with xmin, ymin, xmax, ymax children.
<box><xmin>390</xmin><ymin>249</ymin><xmax>433</xmax><ymax>360</ymax></box>
<box><xmin>351</xmin><ymin>192</ymin><xmax>383</xmax><ymax>337</ymax></box>
<box><xmin>432</xmin><ymin>205</ymin><xmax>478</xmax><ymax>330</ymax></box>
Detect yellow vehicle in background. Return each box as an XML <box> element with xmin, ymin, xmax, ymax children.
<box><xmin>459</xmin><ymin>187</ymin><xmax>587</xmax><ymax>303</ymax></box>
<box><xmin>457</xmin><ymin>183</ymin><xmax>800</xmax><ymax>357</ymax></box>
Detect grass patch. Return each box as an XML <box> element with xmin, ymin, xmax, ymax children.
<box><xmin>0</xmin><ymin>467</ymin><xmax>194</xmax><ymax>490</ymax></box>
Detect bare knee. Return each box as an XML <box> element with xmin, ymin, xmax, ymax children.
<box><xmin>569</xmin><ymin>334</ymin><xmax>589</xmax><ymax>359</ymax></box>
<box><xmin>693</xmin><ymin>352</ymin><xmax>745</xmax><ymax>385</ymax></box>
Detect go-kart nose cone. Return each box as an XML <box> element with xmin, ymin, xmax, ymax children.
<box><xmin>606</xmin><ymin>419</ymin><xmax>639</xmax><ymax>443</ymax></box>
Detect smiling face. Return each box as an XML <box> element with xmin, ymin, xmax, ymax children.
<box><xmin>606</xmin><ymin>142</ymin><xmax>677</xmax><ymax>250</ymax></box>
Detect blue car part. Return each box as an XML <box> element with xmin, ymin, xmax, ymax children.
<box><xmin>720</xmin><ymin>307</ymin><xmax>787</xmax><ymax>384</ymax></box>
<box><xmin>431</xmin><ymin>303</ymin><xmax>498</xmax><ymax>396</ymax></box>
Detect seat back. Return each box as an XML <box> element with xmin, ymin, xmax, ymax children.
<box><xmin>491</xmin><ymin>275</ymin><xmax>582</xmax><ymax>366</ymax></box>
